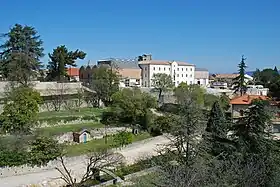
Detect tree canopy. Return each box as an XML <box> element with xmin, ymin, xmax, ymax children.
<box><xmin>0</xmin><ymin>24</ymin><xmax>44</xmax><ymax>85</ymax></box>
<box><xmin>90</xmin><ymin>66</ymin><xmax>120</xmax><ymax>106</ymax></box>
<box><xmin>151</xmin><ymin>73</ymin><xmax>174</xmax><ymax>102</ymax></box>
<box><xmin>46</xmin><ymin>45</ymin><xmax>86</xmax><ymax>81</ymax></box>
<box><xmin>233</xmin><ymin>55</ymin><xmax>247</xmax><ymax>95</ymax></box>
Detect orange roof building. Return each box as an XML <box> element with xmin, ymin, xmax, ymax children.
<box><xmin>230</xmin><ymin>95</ymin><xmax>269</xmax><ymax>105</ymax></box>
<box><xmin>67</xmin><ymin>67</ymin><xmax>79</xmax><ymax>77</ymax></box>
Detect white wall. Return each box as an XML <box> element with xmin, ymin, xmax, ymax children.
<box><xmin>140</xmin><ymin>62</ymin><xmax>195</xmax><ymax>87</ymax></box>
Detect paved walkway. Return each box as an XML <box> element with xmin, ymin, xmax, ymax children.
<box><xmin>0</xmin><ymin>135</ymin><xmax>170</xmax><ymax>187</ymax></box>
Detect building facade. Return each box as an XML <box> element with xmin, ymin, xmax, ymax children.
<box><xmin>138</xmin><ymin>55</ymin><xmax>195</xmax><ymax>87</ymax></box>
<box><xmin>194</xmin><ymin>68</ymin><xmax>209</xmax><ymax>87</ymax></box>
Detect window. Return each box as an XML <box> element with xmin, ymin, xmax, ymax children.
<box><xmin>186</xmin><ymin>74</ymin><xmax>188</xmax><ymax>77</ymax></box>
<box><xmin>164</xmin><ymin>67</ymin><xmax>166</xmax><ymax>71</ymax></box>
<box><xmin>182</xmin><ymin>74</ymin><xmax>183</xmax><ymax>77</ymax></box>
<box><xmin>177</xmin><ymin>68</ymin><xmax>179</xmax><ymax>71</ymax></box>
<box><xmin>186</xmin><ymin>68</ymin><xmax>188</xmax><ymax>71</ymax></box>
<box><xmin>169</xmin><ymin>68</ymin><xmax>170</xmax><ymax>70</ymax></box>
<box><xmin>153</xmin><ymin>67</ymin><xmax>155</xmax><ymax>70</ymax></box>
<box><xmin>177</xmin><ymin>81</ymin><xmax>179</xmax><ymax>84</ymax></box>
<box><xmin>145</xmin><ymin>74</ymin><xmax>147</xmax><ymax>78</ymax></box>
<box><xmin>159</xmin><ymin>67</ymin><xmax>161</xmax><ymax>71</ymax></box>
<box><xmin>144</xmin><ymin>81</ymin><xmax>147</xmax><ymax>87</ymax></box>
<box><xmin>182</xmin><ymin>68</ymin><xmax>183</xmax><ymax>71</ymax></box>
<box><xmin>177</xmin><ymin>74</ymin><xmax>179</xmax><ymax>77</ymax></box>
<box><xmin>197</xmin><ymin>80</ymin><xmax>201</xmax><ymax>85</ymax></box>
<box><xmin>190</xmin><ymin>68</ymin><xmax>192</xmax><ymax>71</ymax></box>
<box><xmin>144</xmin><ymin>67</ymin><xmax>147</xmax><ymax>71</ymax></box>
<box><xmin>190</xmin><ymin>81</ymin><xmax>192</xmax><ymax>84</ymax></box>
<box><xmin>190</xmin><ymin>74</ymin><xmax>192</xmax><ymax>77</ymax></box>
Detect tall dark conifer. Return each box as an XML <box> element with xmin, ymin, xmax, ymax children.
<box><xmin>233</xmin><ymin>55</ymin><xmax>247</xmax><ymax>96</ymax></box>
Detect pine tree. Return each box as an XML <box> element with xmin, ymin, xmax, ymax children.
<box><xmin>204</xmin><ymin>101</ymin><xmax>229</xmax><ymax>156</ymax></box>
<box><xmin>46</xmin><ymin>45</ymin><xmax>86</xmax><ymax>81</ymax></box>
<box><xmin>274</xmin><ymin>66</ymin><xmax>279</xmax><ymax>75</ymax></box>
<box><xmin>233</xmin><ymin>55</ymin><xmax>247</xmax><ymax>96</ymax></box>
<box><xmin>0</xmin><ymin>24</ymin><xmax>44</xmax><ymax>85</ymax></box>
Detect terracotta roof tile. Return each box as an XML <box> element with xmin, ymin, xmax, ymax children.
<box><xmin>67</xmin><ymin>68</ymin><xmax>79</xmax><ymax>77</ymax></box>
<box><xmin>230</xmin><ymin>95</ymin><xmax>269</xmax><ymax>105</ymax></box>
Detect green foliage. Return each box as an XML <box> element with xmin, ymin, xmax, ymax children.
<box><xmin>91</xmin><ymin>66</ymin><xmax>120</xmax><ymax>106</ymax></box>
<box><xmin>204</xmin><ymin>101</ymin><xmax>230</xmax><ymax>156</ymax></box>
<box><xmin>0</xmin><ymin>24</ymin><xmax>44</xmax><ymax>85</ymax></box>
<box><xmin>219</xmin><ymin>93</ymin><xmax>230</xmax><ymax>111</ymax></box>
<box><xmin>28</xmin><ymin>136</ymin><xmax>62</xmax><ymax>166</ymax></box>
<box><xmin>174</xmin><ymin>82</ymin><xmax>205</xmax><ymax>106</ymax></box>
<box><xmin>152</xmin><ymin>115</ymin><xmax>176</xmax><ymax>135</ymax></box>
<box><xmin>46</xmin><ymin>45</ymin><xmax>86</xmax><ymax>81</ymax></box>
<box><xmin>151</xmin><ymin>73</ymin><xmax>174</xmax><ymax>101</ymax></box>
<box><xmin>233</xmin><ymin>55</ymin><xmax>248</xmax><ymax>95</ymax></box>
<box><xmin>0</xmin><ymin>86</ymin><xmax>42</xmax><ymax>134</ymax></box>
<box><xmin>112</xmin><ymin>131</ymin><xmax>133</xmax><ymax>148</ymax></box>
<box><xmin>109</xmin><ymin>88</ymin><xmax>157</xmax><ymax>128</ymax></box>
<box><xmin>204</xmin><ymin>94</ymin><xmax>219</xmax><ymax>109</ymax></box>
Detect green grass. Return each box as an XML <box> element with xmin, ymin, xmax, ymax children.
<box><xmin>65</xmin><ymin>132</ymin><xmax>152</xmax><ymax>156</ymax></box>
<box><xmin>36</xmin><ymin>122</ymin><xmax>104</xmax><ymax>136</ymax></box>
<box><xmin>38</xmin><ymin>107</ymin><xmax>105</xmax><ymax>119</ymax></box>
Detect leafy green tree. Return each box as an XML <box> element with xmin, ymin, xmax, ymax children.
<box><xmin>219</xmin><ymin>93</ymin><xmax>230</xmax><ymax>111</ymax></box>
<box><xmin>28</xmin><ymin>136</ymin><xmax>62</xmax><ymax>166</ymax></box>
<box><xmin>151</xmin><ymin>73</ymin><xmax>174</xmax><ymax>102</ymax></box>
<box><xmin>91</xmin><ymin>66</ymin><xmax>120</xmax><ymax>106</ymax></box>
<box><xmin>204</xmin><ymin>101</ymin><xmax>229</xmax><ymax>156</ymax></box>
<box><xmin>233</xmin><ymin>55</ymin><xmax>247</xmax><ymax>95</ymax></box>
<box><xmin>0</xmin><ymin>86</ymin><xmax>42</xmax><ymax>134</ymax></box>
<box><xmin>0</xmin><ymin>24</ymin><xmax>44</xmax><ymax>85</ymax></box>
<box><xmin>204</xmin><ymin>93</ymin><xmax>219</xmax><ymax>109</ymax></box>
<box><xmin>269</xmin><ymin>76</ymin><xmax>280</xmax><ymax>99</ymax></box>
<box><xmin>174</xmin><ymin>82</ymin><xmax>205</xmax><ymax>106</ymax></box>
<box><xmin>46</xmin><ymin>45</ymin><xmax>86</xmax><ymax>81</ymax></box>
<box><xmin>109</xmin><ymin>88</ymin><xmax>157</xmax><ymax>129</ymax></box>
<box><xmin>112</xmin><ymin>131</ymin><xmax>133</xmax><ymax>148</ymax></box>
<box><xmin>252</xmin><ymin>68</ymin><xmax>262</xmax><ymax>85</ymax></box>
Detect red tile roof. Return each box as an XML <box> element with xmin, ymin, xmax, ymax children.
<box><xmin>67</xmin><ymin>68</ymin><xmax>79</xmax><ymax>77</ymax></box>
<box><xmin>230</xmin><ymin>95</ymin><xmax>269</xmax><ymax>105</ymax></box>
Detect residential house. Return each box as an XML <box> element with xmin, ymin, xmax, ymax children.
<box><xmin>230</xmin><ymin>95</ymin><xmax>280</xmax><ymax>125</ymax></box>
<box><xmin>67</xmin><ymin>67</ymin><xmax>80</xmax><ymax>81</ymax></box>
<box><xmin>194</xmin><ymin>68</ymin><xmax>209</xmax><ymax>87</ymax></box>
<box><xmin>138</xmin><ymin>54</ymin><xmax>195</xmax><ymax>87</ymax></box>
<box><xmin>211</xmin><ymin>73</ymin><xmax>253</xmax><ymax>88</ymax></box>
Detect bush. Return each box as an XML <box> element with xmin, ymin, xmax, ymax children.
<box><xmin>81</xmin><ymin>115</ymin><xmax>97</xmax><ymax>121</ymax></box>
<box><xmin>158</xmin><ymin>103</ymin><xmax>179</xmax><ymax>114</ymax></box>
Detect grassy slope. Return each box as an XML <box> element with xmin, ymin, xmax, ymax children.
<box><xmin>65</xmin><ymin>132</ymin><xmax>151</xmax><ymax>156</ymax></box>
<box><xmin>36</xmin><ymin>122</ymin><xmax>104</xmax><ymax>136</ymax></box>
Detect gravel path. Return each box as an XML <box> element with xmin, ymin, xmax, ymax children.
<box><xmin>0</xmin><ymin>135</ymin><xmax>170</xmax><ymax>187</ymax></box>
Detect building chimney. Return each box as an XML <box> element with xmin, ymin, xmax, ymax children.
<box><xmin>142</xmin><ymin>54</ymin><xmax>152</xmax><ymax>61</ymax></box>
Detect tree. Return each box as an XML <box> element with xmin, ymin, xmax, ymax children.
<box><xmin>28</xmin><ymin>136</ymin><xmax>62</xmax><ymax>166</ymax></box>
<box><xmin>110</xmin><ymin>88</ymin><xmax>157</xmax><ymax>129</ymax></box>
<box><xmin>0</xmin><ymin>24</ymin><xmax>44</xmax><ymax>85</ymax></box>
<box><xmin>219</xmin><ymin>93</ymin><xmax>230</xmax><ymax>111</ymax></box>
<box><xmin>151</xmin><ymin>73</ymin><xmax>174</xmax><ymax>102</ymax></box>
<box><xmin>46</xmin><ymin>45</ymin><xmax>86</xmax><ymax>81</ymax></box>
<box><xmin>91</xmin><ymin>66</ymin><xmax>120</xmax><ymax>107</ymax></box>
<box><xmin>274</xmin><ymin>66</ymin><xmax>279</xmax><ymax>75</ymax></box>
<box><xmin>252</xmin><ymin>68</ymin><xmax>262</xmax><ymax>85</ymax></box>
<box><xmin>112</xmin><ymin>131</ymin><xmax>133</xmax><ymax>148</ymax></box>
<box><xmin>233</xmin><ymin>55</ymin><xmax>247</xmax><ymax>95</ymax></box>
<box><xmin>204</xmin><ymin>101</ymin><xmax>230</xmax><ymax>156</ymax></box>
<box><xmin>0</xmin><ymin>86</ymin><xmax>42</xmax><ymax>134</ymax></box>
<box><xmin>204</xmin><ymin>93</ymin><xmax>219</xmax><ymax>109</ymax></box>
<box><xmin>174</xmin><ymin>82</ymin><xmax>205</xmax><ymax>106</ymax></box>
<box><xmin>55</xmin><ymin>149</ymin><xmax>124</xmax><ymax>187</ymax></box>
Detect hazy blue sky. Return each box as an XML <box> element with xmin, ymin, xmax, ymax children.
<box><xmin>1</xmin><ymin>0</ymin><xmax>280</xmax><ymax>73</ymax></box>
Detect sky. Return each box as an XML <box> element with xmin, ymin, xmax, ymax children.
<box><xmin>1</xmin><ymin>0</ymin><xmax>280</xmax><ymax>73</ymax></box>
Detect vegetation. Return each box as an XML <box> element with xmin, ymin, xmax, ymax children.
<box><xmin>0</xmin><ymin>24</ymin><xmax>44</xmax><ymax>85</ymax></box>
<box><xmin>151</xmin><ymin>73</ymin><xmax>174</xmax><ymax>102</ymax></box>
<box><xmin>0</xmin><ymin>86</ymin><xmax>42</xmax><ymax>134</ymax></box>
<box><xmin>46</xmin><ymin>45</ymin><xmax>86</xmax><ymax>81</ymax></box>
<box><xmin>65</xmin><ymin>132</ymin><xmax>151</xmax><ymax>156</ymax></box>
<box><xmin>233</xmin><ymin>55</ymin><xmax>248</xmax><ymax>95</ymax></box>
<box><xmin>112</xmin><ymin>131</ymin><xmax>133</xmax><ymax>148</ymax></box>
<box><xmin>90</xmin><ymin>66</ymin><xmax>120</xmax><ymax>106</ymax></box>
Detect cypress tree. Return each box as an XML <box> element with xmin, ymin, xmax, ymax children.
<box><xmin>233</xmin><ymin>55</ymin><xmax>247</xmax><ymax>96</ymax></box>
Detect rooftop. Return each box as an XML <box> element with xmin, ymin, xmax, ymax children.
<box><xmin>138</xmin><ymin>60</ymin><xmax>193</xmax><ymax>66</ymax></box>
<box><xmin>230</xmin><ymin>95</ymin><xmax>269</xmax><ymax>105</ymax></box>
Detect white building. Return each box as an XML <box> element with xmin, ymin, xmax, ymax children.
<box><xmin>194</xmin><ymin>68</ymin><xmax>209</xmax><ymax>87</ymax></box>
<box><xmin>138</xmin><ymin>55</ymin><xmax>195</xmax><ymax>87</ymax></box>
